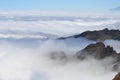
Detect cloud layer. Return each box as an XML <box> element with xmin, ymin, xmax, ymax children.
<box><xmin>0</xmin><ymin>15</ymin><xmax>120</xmax><ymax>39</ymax></box>
<box><xmin>0</xmin><ymin>38</ymin><xmax>119</xmax><ymax>80</ymax></box>
<box><xmin>0</xmin><ymin>14</ymin><xmax>119</xmax><ymax>80</ymax></box>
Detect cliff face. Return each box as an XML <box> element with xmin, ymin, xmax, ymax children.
<box><xmin>113</xmin><ymin>72</ymin><xmax>120</xmax><ymax>80</ymax></box>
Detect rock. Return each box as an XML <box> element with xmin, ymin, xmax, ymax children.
<box><xmin>58</xmin><ymin>28</ymin><xmax>120</xmax><ymax>41</ymax></box>
<box><xmin>76</xmin><ymin>42</ymin><xmax>120</xmax><ymax>71</ymax></box>
<box><xmin>113</xmin><ymin>72</ymin><xmax>120</xmax><ymax>80</ymax></box>
<box><xmin>76</xmin><ymin>28</ymin><xmax>120</xmax><ymax>41</ymax></box>
<box><xmin>76</xmin><ymin>42</ymin><xmax>119</xmax><ymax>59</ymax></box>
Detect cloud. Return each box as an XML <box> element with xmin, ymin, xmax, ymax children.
<box><xmin>0</xmin><ymin>14</ymin><xmax>119</xmax><ymax>80</ymax></box>
<box><xmin>0</xmin><ymin>39</ymin><xmax>118</xmax><ymax>80</ymax></box>
<box><xmin>0</xmin><ymin>15</ymin><xmax>119</xmax><ymax>39</ymax></box>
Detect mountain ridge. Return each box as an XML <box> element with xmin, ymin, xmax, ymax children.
<box><xmin>59</xmin><ymin>28</ymin><xmax>120</xmax><ymax>41</ymax></box>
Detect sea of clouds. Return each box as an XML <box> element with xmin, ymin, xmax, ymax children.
<box><xmin>0</xmin><ymin>13</ymin><xmax>119</xmax><ymax>80</ymax></box>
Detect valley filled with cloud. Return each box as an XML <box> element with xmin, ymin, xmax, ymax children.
<box><xmin>0</xmin><ymin>14</ymin><xmax>119</xmax><ymax>80</ymax></box>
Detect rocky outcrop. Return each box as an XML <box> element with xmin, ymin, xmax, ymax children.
<box><xmin>75</xmin><ymin>28</ymin><xmax>120</xmax><ymax>41</ymax></box>
<box><xmin>113</xmin><ymin>72</ymin><xmax>120</xmax><ymax>80</ymax></box>
<box><xmin>59</xmin><ymin>28</ymin><xmax>120</xmax><ymax>41</ymax></box>
<box><xmin>49</xmin><ymin>42</ymin><xmax>120</xmax><ymax>71</ymax></box>
<box><xmin>76</xmin><ymin>42</ymin><xmax>119</xmax><ymax>59</ymax></box>
<box><xmin>76</xmin><ymin>42</ymin><xmax>120</xmax><ymax>71</ymax></box>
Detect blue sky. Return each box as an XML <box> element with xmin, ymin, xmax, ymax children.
<box><xmin>0</xmin><ymin>0</ymin><xmax>120</xmax><ymax>12</ymax></box>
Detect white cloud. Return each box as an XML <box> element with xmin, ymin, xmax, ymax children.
<box><xmin>0</xmin><ymin>15</ymin><xmax>119</xmax><ymax>39</ymax></box>
<box><xmin>0</xmin><ymin>13</ymin><xmax>119</xmax><ymax>80</ymax></box>
<box><xmin>0</xmin><ymin>40</ymin><xmax>118</xmax><ymax>80</ymax></box>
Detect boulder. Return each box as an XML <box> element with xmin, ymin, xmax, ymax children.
<box><xmin>113</xmin><ymin>72</ymin><xmax>120</xmax><ymax>80</ymax></box>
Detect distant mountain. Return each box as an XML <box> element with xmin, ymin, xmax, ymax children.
<box><xmin>59</xmin><ymin>28</ymin><xmax>120</xmax><ymax>41</ymax></box>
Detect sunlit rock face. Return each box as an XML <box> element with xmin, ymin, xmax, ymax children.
<box><xmin>113</xmin><ymin>72</ymin><xmax>120</xmax><ymax>80</ymax></box>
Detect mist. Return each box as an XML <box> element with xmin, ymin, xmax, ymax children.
<box><xmin>0</xmin><ymin>15</ymin><xmax>119</xmax><ymax>80</ymax></box>
<box><xmin>0</xmin><ymin>38</ymin><xmax>119</xmax><ymax>80</ymax></box>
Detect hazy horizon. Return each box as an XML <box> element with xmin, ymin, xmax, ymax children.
<box><xmin>0</xmin><ymin>0</ymin><xmax>120</xmax><ymax>16</ymax></box>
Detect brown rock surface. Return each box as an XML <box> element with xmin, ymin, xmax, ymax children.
<box><xmin>113</xmin><ymin>72</ymin><xmax>120</xmax><ymax>80</ymax></box>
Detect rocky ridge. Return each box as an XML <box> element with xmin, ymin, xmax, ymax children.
<box><xmin>59</xmin><ymin>28</ymin><xmax>120</xmax><ymax>41</ymax></box>
<box><xmin>76</xmin><ymin>42</ymin><xmax>119</xmax><ymax>59</ymax></box>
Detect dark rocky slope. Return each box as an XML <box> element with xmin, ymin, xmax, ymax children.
<box><xmin>76</xmin><ymin>42</ymin><xmax>119</xmax><ymax>59</ymax></box>
<box><xmin>75</xmin><ymin>28</ymin><xmax>120</xmax><ymax>41</ymax></box>
<box><xmin>50</xmin><ymin>40</ymin><xmax>120</xmax><ymax>79</ymax></box>
<box><xmin>76</xmin><ymin>42</ymin><xmax>120</xmax><ymax>71</ymax></box>
<box><xmin>49</xmin><ymin>42</ymin><xmax>120</xmax><ymax>80</ymax></box>
<box><xmin>50</xmin><ymin>42</ymin><xmax>120</xmax><ymax>71</ymax></box>
<box><xmin>59</xmin><ymin>28</ymin><xmax>120</xmax><ymax>41</ymax></box>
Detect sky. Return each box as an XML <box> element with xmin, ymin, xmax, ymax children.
<box><xmin>0</xmin><ymin>0</ymin><xmax>120</xmax><ymax>11</ymax></box>
<box><xmin>0</xmin><ymin>0</ymin><xmax>120</xmax><ymax>15</ymax></box>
